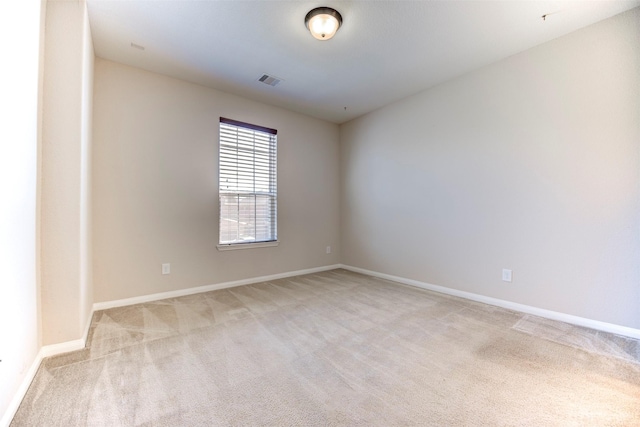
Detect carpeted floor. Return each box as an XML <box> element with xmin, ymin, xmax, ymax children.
<box><xmin>11</xmin><ymin>269</ymin><xmax>640</xmax><ymax>426</ymax></box>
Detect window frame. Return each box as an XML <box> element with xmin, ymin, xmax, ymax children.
<box><xmin>216</xmin><ymin>117</ymin><xmax>278</xmax><ymax>251</ymax></box>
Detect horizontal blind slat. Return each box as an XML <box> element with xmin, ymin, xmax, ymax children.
<box><xmin>219</xmin><ymin>119</ymin><xmax>277</xmax><ymax>245</ymax></box>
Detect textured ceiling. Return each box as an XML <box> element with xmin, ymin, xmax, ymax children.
<box><xmin>86</xmin><ymin>1</ymin><xmax>640</xmax><ymax>124</ymax></box>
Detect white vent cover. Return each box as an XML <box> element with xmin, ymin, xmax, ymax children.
<box><xmin>258</xmin><ymin>74</ymin><xmax>282</xmax><ymax>87</ymax></box>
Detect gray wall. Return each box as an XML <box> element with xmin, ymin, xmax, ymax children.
<box><xmin>340</xmin><ymin>9</ymin><xmax>640</xmax><ymax>328</ymax></box>
<box><xmin>92</xmin><ymin>59</ymin><xmax>341</xmax><ymax>303</ymax></box>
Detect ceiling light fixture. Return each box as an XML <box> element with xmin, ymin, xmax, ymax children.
<box><xmin>305</xmin><ymin>7</ymin><xmax>342</xmax><ymax>41</ymax></box>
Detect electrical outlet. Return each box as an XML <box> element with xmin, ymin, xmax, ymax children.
<box><xmin>502</xmin><ymin>269</ymin><xmax>512</xmax><ymax>283</ymax></box>
<box><xmin>162</xmin><ymin>263</ymin><xmax>170</xmax><ymax>275</ymax></box>
<box><xmin>326</xmin><ymin>246</ymin><xmax>331</xmax><ymax>254</ymax></box>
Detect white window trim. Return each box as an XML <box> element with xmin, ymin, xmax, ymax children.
<box><xmin>216</xmin><ymin>241</ymin><xmax>279</xmax><ymax>251</ymax></box>
<box><xmin>218</xmin><ymin>117</ymin><xmax>278</xmax><ymax>248</ymax></box>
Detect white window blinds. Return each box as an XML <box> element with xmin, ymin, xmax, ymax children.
<box><xmin>219</xmin><ymin>118</ymin><xmax>277</xmax><ymax>246</ymax></box>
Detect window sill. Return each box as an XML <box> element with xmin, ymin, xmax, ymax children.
<box><xmin>216</xmin><ymin>241</ymin><xmax>279</xmax><ymax>251</ymax></box>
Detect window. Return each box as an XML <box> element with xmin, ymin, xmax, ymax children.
<box><xmin>218</xmin><ymin>117</ymin><xmax>277</xmax><ymax>249</ymax></box>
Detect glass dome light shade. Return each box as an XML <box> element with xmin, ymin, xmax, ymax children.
<box><xmin>305</xmin><ymin>7</ymin><xmax>342</xmax><ymax>40</ymax></box>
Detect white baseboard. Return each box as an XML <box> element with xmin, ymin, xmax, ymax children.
<box><xmin>39</xmin><ymin>310</ymin><xmax>93</xmax><ymax>358</ymax></box>
<box><xmin>340</xmin><ymin>264</ymin><xmax>640</xmax><ymax>340</ymax></box>
<box><xmin>0</xmin><ymin>348</ymin><xmax>44</xmax><ymax>427</ymax></box>
<box><xmin>2</xmin><ymin>264</ymin><xmax>341</xmax><ymax>426</ymax></box>
<box><xmin>2</xmin><ymin>309</ymin><xmax>94</xmax><ymax>426</ymax></box>
<box><xmin>3</xmin><ymin>340</ymin><xmax>87</xmax><ymax>427</ymax></box>
<box><xmin>5</xmin><ymin>262</ymin><xmax>635</xmax><ymax>427</ymax></box>
<box><xmin>93</xmin><ymin>264</ymin><xmax>342</xmax><ymax>312</ymax></box>
<box><xmin>39</xmin><ymin>339</ymin><xmax>85</xmax><ymax>358</ymax></box>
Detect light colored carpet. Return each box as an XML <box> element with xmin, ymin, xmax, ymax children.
<box><xmin>11</xmin><ymin>269</ymin><xmax>640</xmax><ymax>426</ymax></box>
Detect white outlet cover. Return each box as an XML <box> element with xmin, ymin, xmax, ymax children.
<box><xmin>162</xmin><ymin>263</ymin><xmax>170</xmax><ymax>275</ymax></box>
<box><xmin>502</xmin><ymin>269</ymin><xmax>512</xmax><ymax>282</ymax></box>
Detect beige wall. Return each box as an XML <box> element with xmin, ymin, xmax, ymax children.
<box><xmin>41</xmin><ymin>0</ymin><xmax>94</xmax><ymax>345</ymax></box>
<box><xmin>0</xmin><ymin>0</ymin><xmax>43</xmax><ymax>421</ymax></box>
<box><xmin>92</xmin><ymin>60</ymin><xmax>340</xmax><ymax>303</ymax></box>
<box><xmin>340</xmin><ymin>9</ymin><xmax>640</xmax><ymax>329</ymax></box>
<box><xmin>80</xmin><ymin>1</ymin><xmax>94</xmax><ymax>338</ymax></box>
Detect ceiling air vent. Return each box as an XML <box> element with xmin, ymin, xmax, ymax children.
<box><xmin>258</xmin><ymin>74</ymin><xmax>282</xmax><ymax>87</ymax></box>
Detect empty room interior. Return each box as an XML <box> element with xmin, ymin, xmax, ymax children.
<box><xmin>2</xmin><ymin>0</ymin><xmax>640</xmax><ymax>425</ymax></box>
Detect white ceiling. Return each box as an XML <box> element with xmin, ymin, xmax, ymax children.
<box><xmin>86</xmin><ymin>0</ymin><xmax>640</xmax><ymax>124</ymax></box>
